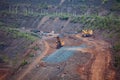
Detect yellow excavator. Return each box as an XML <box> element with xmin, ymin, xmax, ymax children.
<box><xmin>82</xmin><ymin>29</ymin><xmax>93</xmax><ymax>37</ymax></box>
<box><xmin>56</xmin><ymin>36</ymin><xmax>64</xmax><ymax>49</ymax></box>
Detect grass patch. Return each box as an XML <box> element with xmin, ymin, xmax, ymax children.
<box><xmin>1</xmin><ymin>56</ymin><xmax>9</xmax><ymax>63</ymax></box>
<box><xmin>59</xmin><ymin>15</ymin><xmax>69</xmax><ymax>20</ymax></box>
<box><xmin>32</xmin><ymin>46</ymin><xmax>39</xmax><ymax>51</ymax></box>
<box><xmin>5</xmin><ymin>28</ymin><xmax>38</xmax><ymax>42</ymax></box>
<box><xmin>48</xmin><ymin>13</ymin><xmax>71</xmax><ymax>20</ymax></box>
<box><xmin>20</xmin><ymin>60</ymin><xmax>28</xmax><ymax>66</ymax></box>
<box><xmin>29</xmin><ymin>53</ymin><xmax>35</xmax><ymax>57</ymax></box>
<box><xmin>114</xmin><ymin>55</ymin><xmax>120</xmax><ymax>68</ymax></box>
<box><xmin>0</xmin><ymin>26</ymin><xmax>38</xmax><ymax>42</ymax></box>
<box><xmin>110</xmin><ymin>3</ymin><xmax>120</xmax><ymax>11</ymax></box>
<box><xmin>113</xmin><ymin>44</ymin><xmax>120</xmax><ymax>52</ymax></box>
<box><xmin>70</xmin><ymin>14</ymin><xmax>120</xmax><ymax>30</ymax></box>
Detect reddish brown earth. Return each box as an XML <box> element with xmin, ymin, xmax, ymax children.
<box><xmin>76</xmin><ymin>34</ymin><xmax>115</xmax><ymax>80</ymax></box>
<box><xmin>15</xmin><ymin>40</ymin><xmax>49</xmax><ymax>80</ymax></box>
<box><xmin>0</xmin><ymin>27</ymin><xmax>115</xmax><ymax>80</ymax></box>
<box><xmin>0</xmin><ymin>69</ymin><xmax>10</xmax><ymax>80</ymax></box>
<box><xmin>7</xmin><ymin>33</ymin><xmax>115</xmax><ymax>80</ymax></box>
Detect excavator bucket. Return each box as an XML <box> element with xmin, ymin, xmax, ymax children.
<box><xmin>61</xmin><ymin>41</ymin><xmax>65</xmax><ymax>46</ymax></box>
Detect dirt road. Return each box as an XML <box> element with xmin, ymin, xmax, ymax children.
<box><xmin>76</xmin><ymin>34</ymin><xmax>115</xmax><ymax>80</ymax></box>
<box><xmin>17</xmin><ymin>40</ymin><xmax>50</xmax><ymax>80</ymax></box>
<box><xmin>90</xmin><ymin>42</ymin><xmax>115</xmax><ymax>80</ymax></box>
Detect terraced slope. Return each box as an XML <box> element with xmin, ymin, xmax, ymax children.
<box><xmin>0</xmin><ymin>27</ymin><xmax>38</xmax><ymax>80</ymax></box>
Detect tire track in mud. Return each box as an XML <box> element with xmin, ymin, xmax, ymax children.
<box><xmin>85</xmin><ymin>40</ymin><xmax>114</xmax><ymax>80</ymax></box>
<box><xmin>36</xmin><ymin>16</ymin><xmax>64</xmax><ymax>33</ymax></box>
<box><xmin>48</xmin><ymin>17</ymin><xmax>60</xmax><ymax>31</ymax></box>
<box><xmin>37</xmin><ymin>16</ymin><xmax>50</xmax><ymax>29</ymax></box>
<box><xmin>61</xmin><ymin>18</ymin><xmax>71</xmax><ymax>32</ymax></box>
<box><xmin>91</xmin><ymin>51</ymin><xmax>106</xmax><ymax>80</ymax></box>
<box><xmin>75</xmin><ymin>34</ymin><xmax>115</xmax><ymax>80</ymax></box>
<box><xmin>90</xmin><ymin>46</ymin><xmax>115</xmax><ymax>80</ymax></box>
<box><xmin>17</xmin><ymin>40</ymin><xmax>50</xmax><ymax>80</ymax></box>
<box><xmin>54</xmin><ymin>17</ymin><xmax>59</xmax><ymax>22</ymax></box>
<box><xmin>31</xmin><ymin>16</ymin><xmax>41</xmax><ymax>28</ymax></box>
<box><xmin>63</xmin><ymin>18</ymin><xmax>71</xmax><ymax>27</ymax></box>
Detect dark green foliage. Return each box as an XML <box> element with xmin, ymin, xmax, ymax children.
<box><xmin>20</xmin><ymin>60</ymin><xmax>28</xmax><ymax>66</ymax></box>
<box><xmin>1</xmin><ymin>56</ymin><xmax>9</xmax><ymax>63</ymax></box>
<box><xmin>70</xmin><ymin>15</ymin><xmax>120</xmax><ymax>30</ymax></box>
<box><xmin>6</xmin><ymin>28</ymin><xmax>38</xmax><ymax>41</ymax></box>
<box><xmin>37</xmin><ymin>3</ymin><xmax>49</xmax><ymax>9</ymax></box>
<box><xmin>114</xmin><ymin>55</ymin><xmax>120</xmax><ymax>68</ymax></box>
<box><xmin>32</xmin><ymin>46</ymin><xmax>39</xmax><ymax>51</ymax></box>
<box><xmin>113</xmin><ymin>44</ymin><xmax>120</xmax><ymax>52</ymax></box>
<box><xmin>29</xmin><ymin>53</ymin><xmax>34</xmax><ymax>57</ymax></box>
<box><xmin>113</xmin><ymin>43</ymin><xmax>120</xmax><ymax>68</ymax></box>
<box><xmin>116</xmin><ymin>0</ymin><xmax>120</xmax><ymax>2</ymax></box>
<box><xmin>31</xmin><ymin>33</ymin><xmax>41</xmax><ymax>38</ymax></box>
<box><xmin>0</xmin><ymin>42</ymin><xmax>6</xmax><ymax>50</ymax></box>
<box><xmin>102</xmin><ymin>0</ymin><xmax>108</xmax><ymax>4</ymax></box>
<box><xmin>47</xmin><ymin>13</ymin><xmax>71</xmax><ymax>20</ymax></box>
<box><xmin>110</xmin><ymin>3</ymin><xmax>120</xmax><ymax>11</ymax></box>
<box><xmin>0</xmin><ymin>27</ymin><xmax>38</xmax><ymax>42</ymax></box>
<box><xmin>59</xmin><ymin>16</ymin><xmax>69</xmax><ymax>20</ymax></box>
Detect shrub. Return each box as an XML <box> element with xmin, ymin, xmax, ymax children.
<box><xmin>70</xmin><ymin>15</ymin><xmax>120</xmax><ymax>30</ymax></box>
<box><xmin>2</xmin><ymin>56</ymin><xmax>9</xmax><ymax>63</ymax></box>
<box><xmin>29</xmin><ymin>53</ymin><xmax>35</xmax><ymax>57</ymax></box>
<box><xmin>59</xmin><ymin>15</ymin><xmax>69</xmax><ymax>20</ymax></box>
<box><xmin>113</xmin><ymin>44</ymin><xmax>120</xmax><ymax>52</ymax></box>
<box><xmin>110</xmin><ymin>3</ymin><xmax>120</xmax><ymax>11</ymax></box>
<box><xmin>32</xmin><ymin>46</ymin><xmax>39</xmax><ymax>51</ymax></box>
<box><xmin>20</xmin><ymin>60</ymin><xmax>28</xmax><ymax>66</ymax></box>
<box><xmin>5</xmin><ymin>28</ymin><xmax>38</xmax><ymax>41</ymax></box>
<box><xmin>114</xmin><ymin>55</ymin><xmax>120</xmax><ymax>68</ymax></box>
<box><xmin>102</xmin><ymin>0</ymin><xmax>108</xmax><ymax>4</ymax></box>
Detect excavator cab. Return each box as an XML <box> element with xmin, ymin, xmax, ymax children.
<box><xmin>56</xmin><ymin>36</ymin><xmax>64</xmax><ymax>49</ymax></box>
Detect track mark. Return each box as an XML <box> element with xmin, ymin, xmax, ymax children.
<box><xmin>61</xmin><ymin>18</ymin><xmax>71</xmax><ymax>32</ymax></box>
<box><xmin>37</xmin><ymin>16</ymin><xmax>49</xmax><ymax>28</ymax></box>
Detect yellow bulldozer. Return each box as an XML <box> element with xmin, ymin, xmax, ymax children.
<box><xmin>82</xmin><ymin>29</ymin><xmax>93</xmax><ymax>37</ymax></box>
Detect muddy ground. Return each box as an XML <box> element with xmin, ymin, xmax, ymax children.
<box><xmin>0</xmin><ymin>14</ymin><xmax>116</xmax><ymax>80</ymax></box>
<box><xmin>7</xmin><ymin>34</ymin><xmax>115</xmax><ymax>80</ymax></box>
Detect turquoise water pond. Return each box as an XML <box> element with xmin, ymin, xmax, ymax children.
<box><xmin>43</xmin><ymin>44</ymin><xmax>87</xmax><ymax>63</ymax></box>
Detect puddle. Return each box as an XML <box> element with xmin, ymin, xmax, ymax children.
<box><xmin>43</xmin><ymin>44</ymin><xmax>87</xmax><ymax>63</ymax></box>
